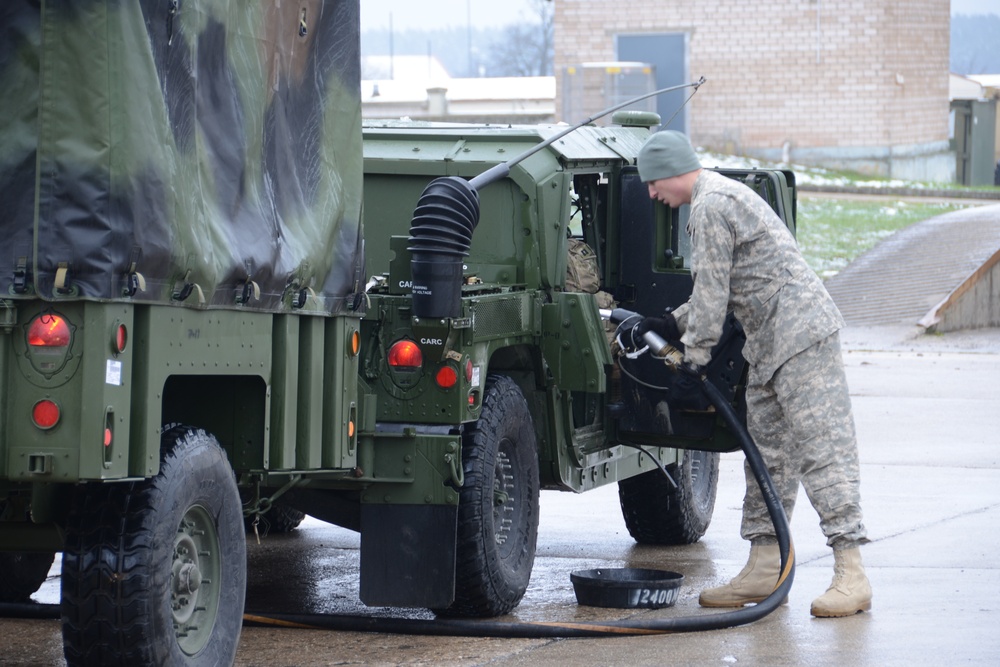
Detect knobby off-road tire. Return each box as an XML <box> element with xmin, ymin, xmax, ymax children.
<box><xmin>61</xmin><ymin>426</ymin><xmax>246</xmax><ymax>666</ymax></box>
<box><xmin>619</xmin><ymin>448</ymin><xmax>719</xmax><ymax>545</ymax></box>
<box><xmin>0</xmin><ymin>552</ymin><xmax>55</xmax><ymax>602</ymax></box>
<box><xmin>437</xmin><ymin>374</ymin><xmax>540</xmax><ymax>618</ymax></box>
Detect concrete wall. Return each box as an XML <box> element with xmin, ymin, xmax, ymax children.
<box><xmin>553</xmin><ymin>0</ymin><xmax>953</xmax><ymax>180</ymax></box>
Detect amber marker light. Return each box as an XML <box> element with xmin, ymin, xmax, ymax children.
<box><xmin>349</xmin><ymin>330</ymin><xmax>361</xmax><ymax>357</ymax></box>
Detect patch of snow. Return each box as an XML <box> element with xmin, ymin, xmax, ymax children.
<box><xmin>695</xmin><ymin>149</ymin><xmax>931</xmax><ymax>191</ymax></box>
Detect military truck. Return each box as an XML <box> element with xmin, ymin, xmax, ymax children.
<box><xmin>355</xmin><ymin>116</ymin><xmax>796</xmax><ymax>616</ymax></box>
<box><xmin>0</xmin><ymin>1</ymin><xmax>796</xmax><ymax>665</ymax></box>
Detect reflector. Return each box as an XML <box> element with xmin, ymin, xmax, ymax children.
<box><xmin>32</xmin><ymin>400</ymin><xmax>60</xmax><ymax>429</ymax></box>
<box><xmin>113</xmin><ymin>324</ymin><xmax>128</xmax><ymax>354</ymax></box>
<box><xmin>435</xmin><ymin>365</ymin><xmax>458</xmax><ymax>388</ymax></box>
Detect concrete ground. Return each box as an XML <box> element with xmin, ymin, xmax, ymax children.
<box><xmin>2</xmin><ymin>323</ymin><xmax>998</xmax><ymax>666</ymax></box>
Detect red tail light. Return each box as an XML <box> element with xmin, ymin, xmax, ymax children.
<box><xmin>28</xmin><ymin>314</ymin><xmax>71</xmax><ymax>348</ymax></box>
<box><xmin>388</xmin><ymin>340</ymin><xmax>423</xmax><ymax>369</ymax></box>
<box><xmin>435</xmin><ymin>365</ymin><xmax>458</xmax><ymax>388</ymax></box>
<box><xmin>32</xmin><ymin>400</ymin><xmax>61</xmax><ymax>429</ymax></box>
<box><xmin>112</xmin><ymin>323</ymin><xmax>128</xmax><ymax>354</ymax></box>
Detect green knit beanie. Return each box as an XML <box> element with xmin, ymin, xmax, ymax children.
<box><xmin>637</xmin><ymin>130</ymin><xmax>701</xmax><ymax>182</ymax></box>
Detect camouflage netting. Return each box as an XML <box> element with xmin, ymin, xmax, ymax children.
<box><xmin>0</xmin><ymin>0</ymin><xmax>364</xmax><ymax>313</ymax></box>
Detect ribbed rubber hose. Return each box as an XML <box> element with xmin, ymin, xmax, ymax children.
<box><xmin>0</xmin><ymin>380</ymin><xmax>793</xmax><ymax>637</ymax></box>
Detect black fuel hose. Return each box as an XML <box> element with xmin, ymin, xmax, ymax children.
<box><xmin>238</xmin><ymin>375</ymin><xmax>794</xmax><ymax>637</ymax></box>
<box><xmin>0</xmin><ymin>372</ymin><xmax>794</xmax><ymax>637</ymax></box>
<box><xmin>0</xmin><ymin>600</ymin><xmax>59</xmax><ymax>619</ymax></box>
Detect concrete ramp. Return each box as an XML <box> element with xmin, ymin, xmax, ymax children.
<box><xmin>824</xmin><ymin>204</ymin><xmax>1000</xmax><ymax>331</ymax></box>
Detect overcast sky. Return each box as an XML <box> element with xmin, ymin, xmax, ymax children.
<box><xmin>361</xmin><ymin>0</ymin><xmax>540</xmax><ymax>31</ymax></box>
<box><xmin>361</xmin><ymin>0</ymin><xmax>996</xmax><ymax>32</ymax></box>
<box><xmin>951</xmin><ymin>0</ymin><xmax>999</xmax><ymax>14</ymax></box>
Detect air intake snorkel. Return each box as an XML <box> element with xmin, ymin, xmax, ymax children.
<box><xmin>407</xmin><ymin>78</ymin><xmax>706</xmax><ymax>319</ymax></box>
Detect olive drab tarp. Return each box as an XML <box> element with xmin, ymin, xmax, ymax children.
<box><xmin>0</xmin><ymin>0</ymin><xmax>364</xmax><ymax>313</ymax></box>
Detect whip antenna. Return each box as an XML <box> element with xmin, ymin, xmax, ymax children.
<box><xmin>469</xmin><ymin>76</ymin><xmax>707</xmax><ymax>190</ymax></box>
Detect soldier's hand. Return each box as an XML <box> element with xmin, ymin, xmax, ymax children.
<box><xmin>670</xmin><ymin>362</ymin><xmax>710</xmax><ymax>410</ymax></box>
<box><xmin>635</xmin><ymin>313</ymin><xmax>681</xmax><ymax>342</ymax></box>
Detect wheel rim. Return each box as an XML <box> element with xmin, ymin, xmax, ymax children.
<box><xmin>492</xmin><ymin>444</ymin><xmax>516</xmax><ymax>552</ymax></box>
<box><xmin>688</xmin><ymin>450</ymin><xmax>714</xmax><ymax>512</ymax></box>
<box><xmin>172</xmin><ymin>504</ymin><xmax>221</xmax><ymax>656</ymax></box>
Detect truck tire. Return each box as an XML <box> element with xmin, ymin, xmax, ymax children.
<box><xmin>0</xmin><ymin>552</ymin><xmax>55</xmax><ymax>602</ymax></box>
<box><xmin>437</xmin><ymin>374</ymin><xmax>539</xmax><ymax>618</ymax></box>
<box><xmin>618</xmin><ymin>448</ymin><xmax>719</xmax><ymax>545</ymax></box>
<box><xmin>61</xmin><ymin>426</ymin><xmax>246</xmax><ymax>666</ymax></box>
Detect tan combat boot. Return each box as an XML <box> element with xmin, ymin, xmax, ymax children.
<box><xmin>699</xmin><ymin>543</ymin><xmax>784</xmax><ymax>607</ymax></box>
<box><xmin>810</xmin><ymin>547</ymin><xmax>872</xmax><ymax>617</ymax></box>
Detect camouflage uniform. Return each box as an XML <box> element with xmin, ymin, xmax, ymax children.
<box><xmin>565</xmin><ymin>235</ymin><xmax>617</xmax><ymax>342</ymax></box>
<box><xmin>673</xmin><ymin>170</ymin><xmax>867</xmax><ymax>549</ymax></box>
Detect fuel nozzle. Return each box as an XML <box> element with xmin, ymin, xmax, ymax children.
<box><xmin>646</xmin><ymin>334</ymin><xmax>684</xmax><ymax>368</ymax></box>
<box><xmin>601</xmin><ymin>307</ymin><xmax>641</xmax><ymax>326</ymax></box>
<box><xmin>599</xmin><ymin>308</ymin><xmax>683</xmax><ymax>366</ymax></box>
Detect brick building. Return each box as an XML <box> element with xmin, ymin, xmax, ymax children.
<box><xmin>553</xmin><ymin>0</ymin><xmax>954</xmax><ymax>180</ymax></box>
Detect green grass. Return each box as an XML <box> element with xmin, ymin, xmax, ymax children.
<box><xmin>696</xmin><ymin>149</ymin><xmax>995</xmax><ymax>279</ymax></box>
<box><xmin>795</xmin><ymin>198</ymin><xmax>973</xmax><ymax>279</ymax></box>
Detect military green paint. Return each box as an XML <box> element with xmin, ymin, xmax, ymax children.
<box><xmin>539</xmin><ymin>293</ymin><xmax>612</xmax><ymax>393</ymax></box>
<box><xmin>4</xmin><ymin>302</ymin><xmax>133</xmax><ymax>482</ymax></box>
<box><xmin>360</xmin><ymin>119</ymin><xmax>799</xmax><ymax>497</ymax></box>
<box><xmin>1</xmin><ymin>1</ymin><xmax>363</xmax><ymax>311</ymax></box>
<box><xmin>0</xmin><ymin>1</ymin><xmax>799</xmax><ymax>623</ymax></box>
<box><xmin>0</xmin><ymin>1</ymin><xmax>366</xmax><ymax>518</ymax></box>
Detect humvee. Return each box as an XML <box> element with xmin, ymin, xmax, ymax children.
<box><xmin>355</xmin><ymin>116</ymin><xmax>795</xmax><ymax>616</ymax></box>
<box><xmin>0</xmin><ymin>1</ymin><xmax>795</xmax><ymax>664</ymax></box>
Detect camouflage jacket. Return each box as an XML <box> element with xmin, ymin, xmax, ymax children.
<box><xmin>674</xmin><ymin>170</ymin><xmax>844</xmax><ymax>384</ymax></box>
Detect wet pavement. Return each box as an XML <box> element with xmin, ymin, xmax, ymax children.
<box><xmin>2</xmin><ymin>323</ymin><xmax>998</xmax><ymax>666</ymax></box>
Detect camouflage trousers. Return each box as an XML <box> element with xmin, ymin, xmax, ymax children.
<box><xmin>741</xmin><ymin>331</ymin><xmax>868</xmax><ymax>549</ymax></box>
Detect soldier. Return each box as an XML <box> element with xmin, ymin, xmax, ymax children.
<box><xmin>635</xmin><ymin>130</ymin><xmax>872</xmax><ymax>618</ymax></box>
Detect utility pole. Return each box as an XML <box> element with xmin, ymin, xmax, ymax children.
<box><xmin>466</xmin><ymin>0</ymin><xmax>473</xmax><ymax>76</ymax></box>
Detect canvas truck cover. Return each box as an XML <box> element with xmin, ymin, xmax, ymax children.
<box><xmin>0</xmin><ymin>0</ymin><xmax>364</xmax><ymax>314</ymax></box>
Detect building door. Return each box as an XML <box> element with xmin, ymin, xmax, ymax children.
<box><xmin>617</xmin><ymin>33</ymin><xmax>690</xmax><ymax>133</ymax></box>
<box><xmin>952</xmin><ymin>98</ymin><xmax>998</xmax><ymax>186</ymax></box>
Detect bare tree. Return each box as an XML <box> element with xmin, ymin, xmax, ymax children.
<box><xmin>486</xmin><ymin>0</ymin><xmax>553</xmax><ymax>77</ymax></box>
<box><xmin>951</xmin><ymin>14</ymin><xmax>1000</xmax><ymax>75</ymax></box>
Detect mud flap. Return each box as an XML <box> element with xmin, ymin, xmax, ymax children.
<box><xmin>359</xmin><ymin>503</ymin><xmax>458</xmax><ymax>608</ymax></box>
